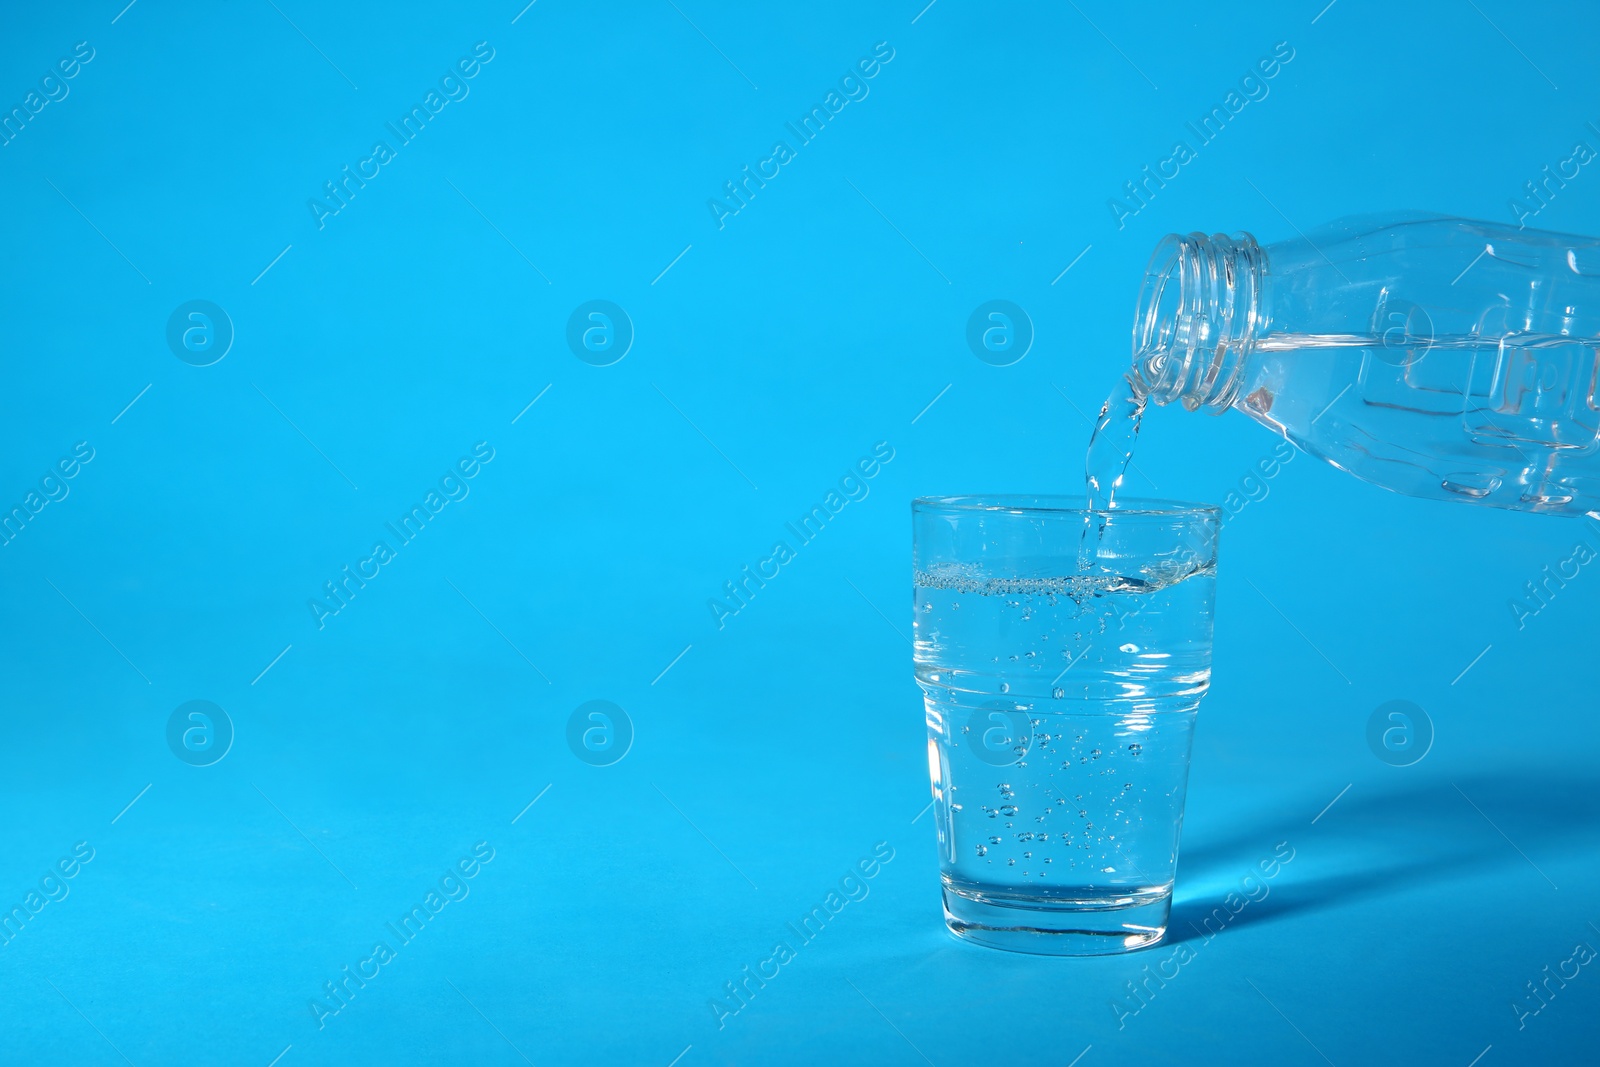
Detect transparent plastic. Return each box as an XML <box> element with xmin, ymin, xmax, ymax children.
<box><xmin>1130</xmin><ymin>213</ymin><xmax>1600</xmax><ymax>517</ymax></box>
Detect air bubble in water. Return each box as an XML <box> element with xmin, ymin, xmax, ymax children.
<box><xmin>1052</xmin><ymin>687</ymin><xmax>1065</xmax><ymax>699</ymax></box>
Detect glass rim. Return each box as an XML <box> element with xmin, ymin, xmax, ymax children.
<box><xmin>912</xmin><ymin>494</ymin><xmax>1220</xmax><ymax>519</ymax></box>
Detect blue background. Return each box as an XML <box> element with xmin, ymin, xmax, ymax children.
<box><xmin>2</xmin><ymin>0</ymin><xmax>1597</xmax><ymax>1063</ymax></box>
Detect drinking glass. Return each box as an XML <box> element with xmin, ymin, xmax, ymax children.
<box><xmin>913</xmin><ymin>496</ymin><xmax>1219</xmax><ymax>954</ymax></box>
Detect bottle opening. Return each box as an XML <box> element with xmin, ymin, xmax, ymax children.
<box><xmin>1135</xmin><ymin>236</ymin><xmax>1185</xmax><ymax>375</ymax></box>
<box><xmin>1130</xmin><ymin>231</ymin><xmax>1265</xmax><ymax>411</ymax></box>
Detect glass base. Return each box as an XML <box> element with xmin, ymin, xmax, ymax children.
<box><xmin>942</xmin><ymin>883</ymin><xmax>1171</xmax><ymax>956</ymax></box>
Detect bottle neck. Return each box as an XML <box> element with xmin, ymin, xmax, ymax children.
<box><xmin>1130</xmin><ymin>231</ymin><xmax>1266</xmax><ymax>411</ymax></box>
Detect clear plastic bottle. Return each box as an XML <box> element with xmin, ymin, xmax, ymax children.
<box><xmin>1130</xmin><ymin>212</ymin><xmax>1600</xmax><ymax>517</ymax></box>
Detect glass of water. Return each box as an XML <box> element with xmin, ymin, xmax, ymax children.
<box><xmin>913</xmin><ymin>496</ymin><xmax>1219</xmax><ymax>954</ymax></box>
